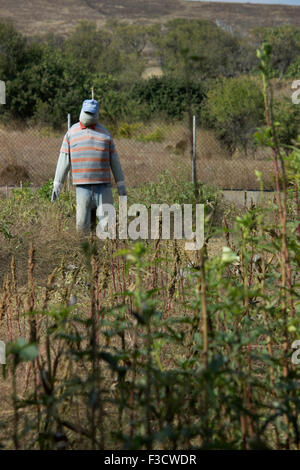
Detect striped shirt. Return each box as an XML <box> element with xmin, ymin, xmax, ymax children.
<box><xmin>60</xmin><ymin>122</ymin><xmax>124</xmax><ymax>185</ymax></box>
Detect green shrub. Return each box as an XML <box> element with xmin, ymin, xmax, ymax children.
<box><xmin>37</xmin><ymin>179</ymin><xmax>53</xmax><ymax>200</ymax></box>
<box><xmin>131</xmin><ymin>76</ymin><xmax>205</xmax><ymax>120</ymax></box>
<box><xmin>136</xmin><ymin>128</ymin><xmax>164</xmax><ymax>143</ymax></box>
<box><xmin>129</xmin><ymin>170</ymin><xmax>219</xmax><ymax>208</ymax></box>
<box><xmin>253</xmin><ymin>25</ymin><xmax>300</xmax><ymax>78</ymax></box>
<box><xmin>0</xmin><ymin>19</ymin><xmax>262</xmax><ymax>128</ymax></box>
<box><xmin>273</xmin><ymin>97</ymin><xmax>300</xmax><ymax>147</ymax></box>
<box><xmin>286</xmin><ymin>57</ymin><xmax>300</xmax><ymax>78</ymax></box>
<box><xmin>151</xmin><ymin>18</ymin><xmax>251</xmax><ymax>80</ymax></box>
<box><xmin>117</xmin><ymin>122</ymin><xmax>142</xmax><ymax>139</ymax></box>
<box><xmin>202</xmin><ymin>76</ymin><xmax>265</xmax><ymax>154</ymax></box>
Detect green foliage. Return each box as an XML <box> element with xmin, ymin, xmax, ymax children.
<box><xmin>3</xmin><ymin>19</ymin><xmax>298</xmax><ymax>129</ymax></box>
<box><xmin>64</xmin><ymin>21</ymin><xmax>112</xmax><ymax>73</ymax></box>
<box><xmin>286</xmin><ymin>57</ymin><xmax>300</xmax><ymax>78</ymax></box>
<box><xmin>99</xmin><ymin>88</ymin><xmax>138</xmax><ymax>133</ymax></box>
<box><xmin>0</xmin><ymin>184</ymin><xmax>75</xmax><ymax>244</ymax></box>
<box><xmin>0</xmin><ymin>17</ymin><xmax>299</xmax><ymax>146</ymax></box>
<box><xmin>253</xmin><ymin>25</ymin><xmax>300</xmax><ymax>78</ymax></box>
<box><xmin>37</xmin><ymin>179</ymin><xmax>53</xmax><ymax>200</ymax></box>
<box><xmin>7</xmin><ymin>43</ymin><xmax>65</xmax><ymax>121</ymax></box>
<box><xmin>0</xmin><ymin>221</ymin><xmax>13</xmax><ymax>240</ymax></box>
<box><xmin>151</xmin><ymin>18</ymin><xmax>254</xmax><ymax>80</ymax></box>
<box><xmin>106</xmin><ymin>20</ymin><xmax>147</xmax><ymax>86</ymax></box>
<box><xmin>202</xmin><ymin>76</ymin><xmax>265</xmax><ymax>153</ymax></box>
<box><xmin>273</xmin><ymin>97</ymin><xmax>300</xmax><ymax>147</ymax></box>
<box><xmin>136</xmin><ymin>127</ymin><xmax>164</xmax><ymax>143</ymax></box>
<box><xmin>129</xmin><ymin>170</ymin><xmax>219</xmax><ymax>208</ymax></box>
<box><xmin>117</xmin><ymin>122</ymin><xmax>142</xmax><ymax>139</ymax></box>
<box><xmin>0</xmin><ymin>21</ymin><xmax>145</xmax><ymax>127</ymax></box>
<box><xmin>0</xmin><ymin>20</ymin><xmax>27</xmax><ymax>81</ymax></box>
<box><xmin>131</xmin><ymin>76</ymin><xmax>205</xmax><ymax>120</ymax></box>
<box><xmin>7</xmin><ymin>338</ymin><xmax>38</xmax><ymax>365</ymax></box>
<box><xmin>109</xmin><ymin>21</ymin><xmax>147</xmax><ymax>56</ymax></box>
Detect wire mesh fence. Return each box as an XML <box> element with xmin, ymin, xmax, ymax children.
<box><xmin>0</xmin><ymin>119</ymin><xmax>275</xmax><ymax>194</ymax></box>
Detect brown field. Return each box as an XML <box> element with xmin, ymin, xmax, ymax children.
<box><xmin>0</xmin><ymin>123</ymin><xmax>274</xmax><ymax>190</ymax></box>
<box><xmin>0</xmin><ymin>0</ymin><xmax>299</xmax><ymax>36</ymax></box>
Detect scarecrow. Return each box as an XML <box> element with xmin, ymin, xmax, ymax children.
<box><xmin>51</xmin><ymin>98</ymin><xmax>126</xmax><ymax>232</ymax></box>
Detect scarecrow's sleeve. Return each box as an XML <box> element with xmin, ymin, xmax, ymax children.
<box><xmin>109</xmin><ymin>138</ymin><xmax>127</xmax><ymax>196</ymax></box>
<box><xmin>53</xmin><ymin>132</ymin><xmax>71</xmax><ymax>190</ymax></box>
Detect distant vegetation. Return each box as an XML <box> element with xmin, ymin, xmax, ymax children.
<box><xmin>1</xmin><ymin>18</ymin><xmax>300</xmax><ymax>152</ymax></box>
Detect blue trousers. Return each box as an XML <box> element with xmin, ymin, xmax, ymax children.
<box><xmin>75</xmin><ymin>184</ymin><xmax>114</xmax><ymax>232</ymax></box>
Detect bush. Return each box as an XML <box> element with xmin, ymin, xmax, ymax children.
<box><xmin>117</xmin><ymin>122</ymin><xmax>142</xmax><ymax>139</ymax></box>
<box><xmin>286</xmin><ymin>57</ymin><xmax>300</xmax><ymax>79</ymax></box>
<box><xmin>137</xmin><ymin>128</ymin><xmax>164</xmax><ymax>143</ymax></box>
<box><xmin>273</xmin><ymin>97</ymin><xmax>300</xmax><ymax>147</ymax></box>
<box><xmin>37</xmin><ymin>179</ymin><xmax>53</xmax><ymax>200</ymax></box>
<box><xmin>0</xmin><ymin>21</ymin><xmax>27</xmax><ymax>81</ymax></box>
<box><xmin>131</xmin><ymin>76</ymin><xmax>205</xmax><ymax>120</ymax></box>
<box><xmin>129</xmin><ymin>170</ymin><xmax>220</xmax><ymax>208</ymax></box>
<box><xmin>151</xmin><ymin>18</ymin><xmax>251</xmax><ymax>80</ymax></box>
<box><xmin>252</xmin><ymin>25</ymin><xmax>300</xmax><ymax>78</ymax></box>
<box><xmin>202</xmin><ymin>76</ymin><xmax>265</xmax><ymax>154</ymax></box>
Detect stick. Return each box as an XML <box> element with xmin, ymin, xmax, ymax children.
<box><xmin>192</xmin><ymin>115</ymin><xmax>199</xmax><ymax>202</ymax></box>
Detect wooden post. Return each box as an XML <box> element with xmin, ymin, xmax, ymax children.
<box><xmin>91</xmin><ymin>87</ymin><xmax>94</xmax><ymax>100</ymax></box>
<box><xmin>192</xmin><ymin>115</ymin><xmax>198</xmax><ymax>201</ymax></box>
<box><xmin>192</xmin><ymin>115</ymin><xmax>196</xmax><ymax>185</ymax></box>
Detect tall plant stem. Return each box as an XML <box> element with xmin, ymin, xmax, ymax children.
<box><xmin>262</xmin><ymin>70</ymin><xmax>295</xmax><ymax>319</ymax></box>
<box><xmin>199</xmin><ymin>248</ymin><xmax>208</xmax><ymax>368</ymax></box>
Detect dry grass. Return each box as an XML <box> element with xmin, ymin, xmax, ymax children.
<box><xmin>0</xmin><ymin>126</ymin><xmax>61</xmax><ymax>186</ymax></box>
<box><xmin>0</xmin><ymin>235</ymin><xmax>216</xmax><ymax>449</ymax></box>
<box><xmin>0</xmin><ymin>226</ymin><xmax>227</xmax><ymax>448</ymax></box>
<box><xmin>0</xmin><ymin>210</ymin><xmax>78</xmax><ymax>287</ymax></box>
<box><xmin>0</xmin><ymin>123</ymin><xmax>274</xmax><ymax>190</ymax></box>
<box><xmin>0</xmin><ymin>0</ymin><xmax>299</xmax><ymax>36</ymax></box>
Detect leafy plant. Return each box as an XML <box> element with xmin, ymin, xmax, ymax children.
<box><xmin>136</xmin><ymin>128</ymin><xmax>164</xmax><ymax>143</ymax></box>
<box><xmin>37</xmin><ymin>178</ymin><xmax>53</xmax><ymax>200</ymax></box>
<box><xmin>202</xmin><ymin>76</ymin><xmax>265</xmax><ymax>154</ymax></box>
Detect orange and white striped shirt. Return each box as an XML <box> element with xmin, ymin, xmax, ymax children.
<box><xmin>59</xmin><ymin>121</ymin><xmax>124</xmax><ymax>185</ymax></box>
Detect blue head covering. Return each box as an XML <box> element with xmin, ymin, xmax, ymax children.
<box><xmin>81</xmin><ymin>99</ymin><xmax>99</xmax><ymax>114</ymax></box>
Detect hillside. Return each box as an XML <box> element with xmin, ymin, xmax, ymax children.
<box><xmin>0</xmin><ymin>0</ymin><xmax>300</xmax><ymax>36</ymax></box>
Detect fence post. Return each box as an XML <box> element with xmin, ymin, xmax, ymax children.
<box><xmin>192</xmin><ymin>115</ymin><xmax>199</xmax><ymax>201</ymax></box>
<box><xmin>67</xmin><ymin>113</ymin><xmax>71</xmax><ymax>189</ymax></box>
<box><xmin>0</xmin><ymin>80</ymin><xmax>5</xmax><ymax>105</ymax></box>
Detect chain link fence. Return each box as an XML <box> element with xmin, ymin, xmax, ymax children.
<box><xmin>0</xmin><ymin>119</ymin><xmax>275</xmax><ymax>194</ymax></box>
